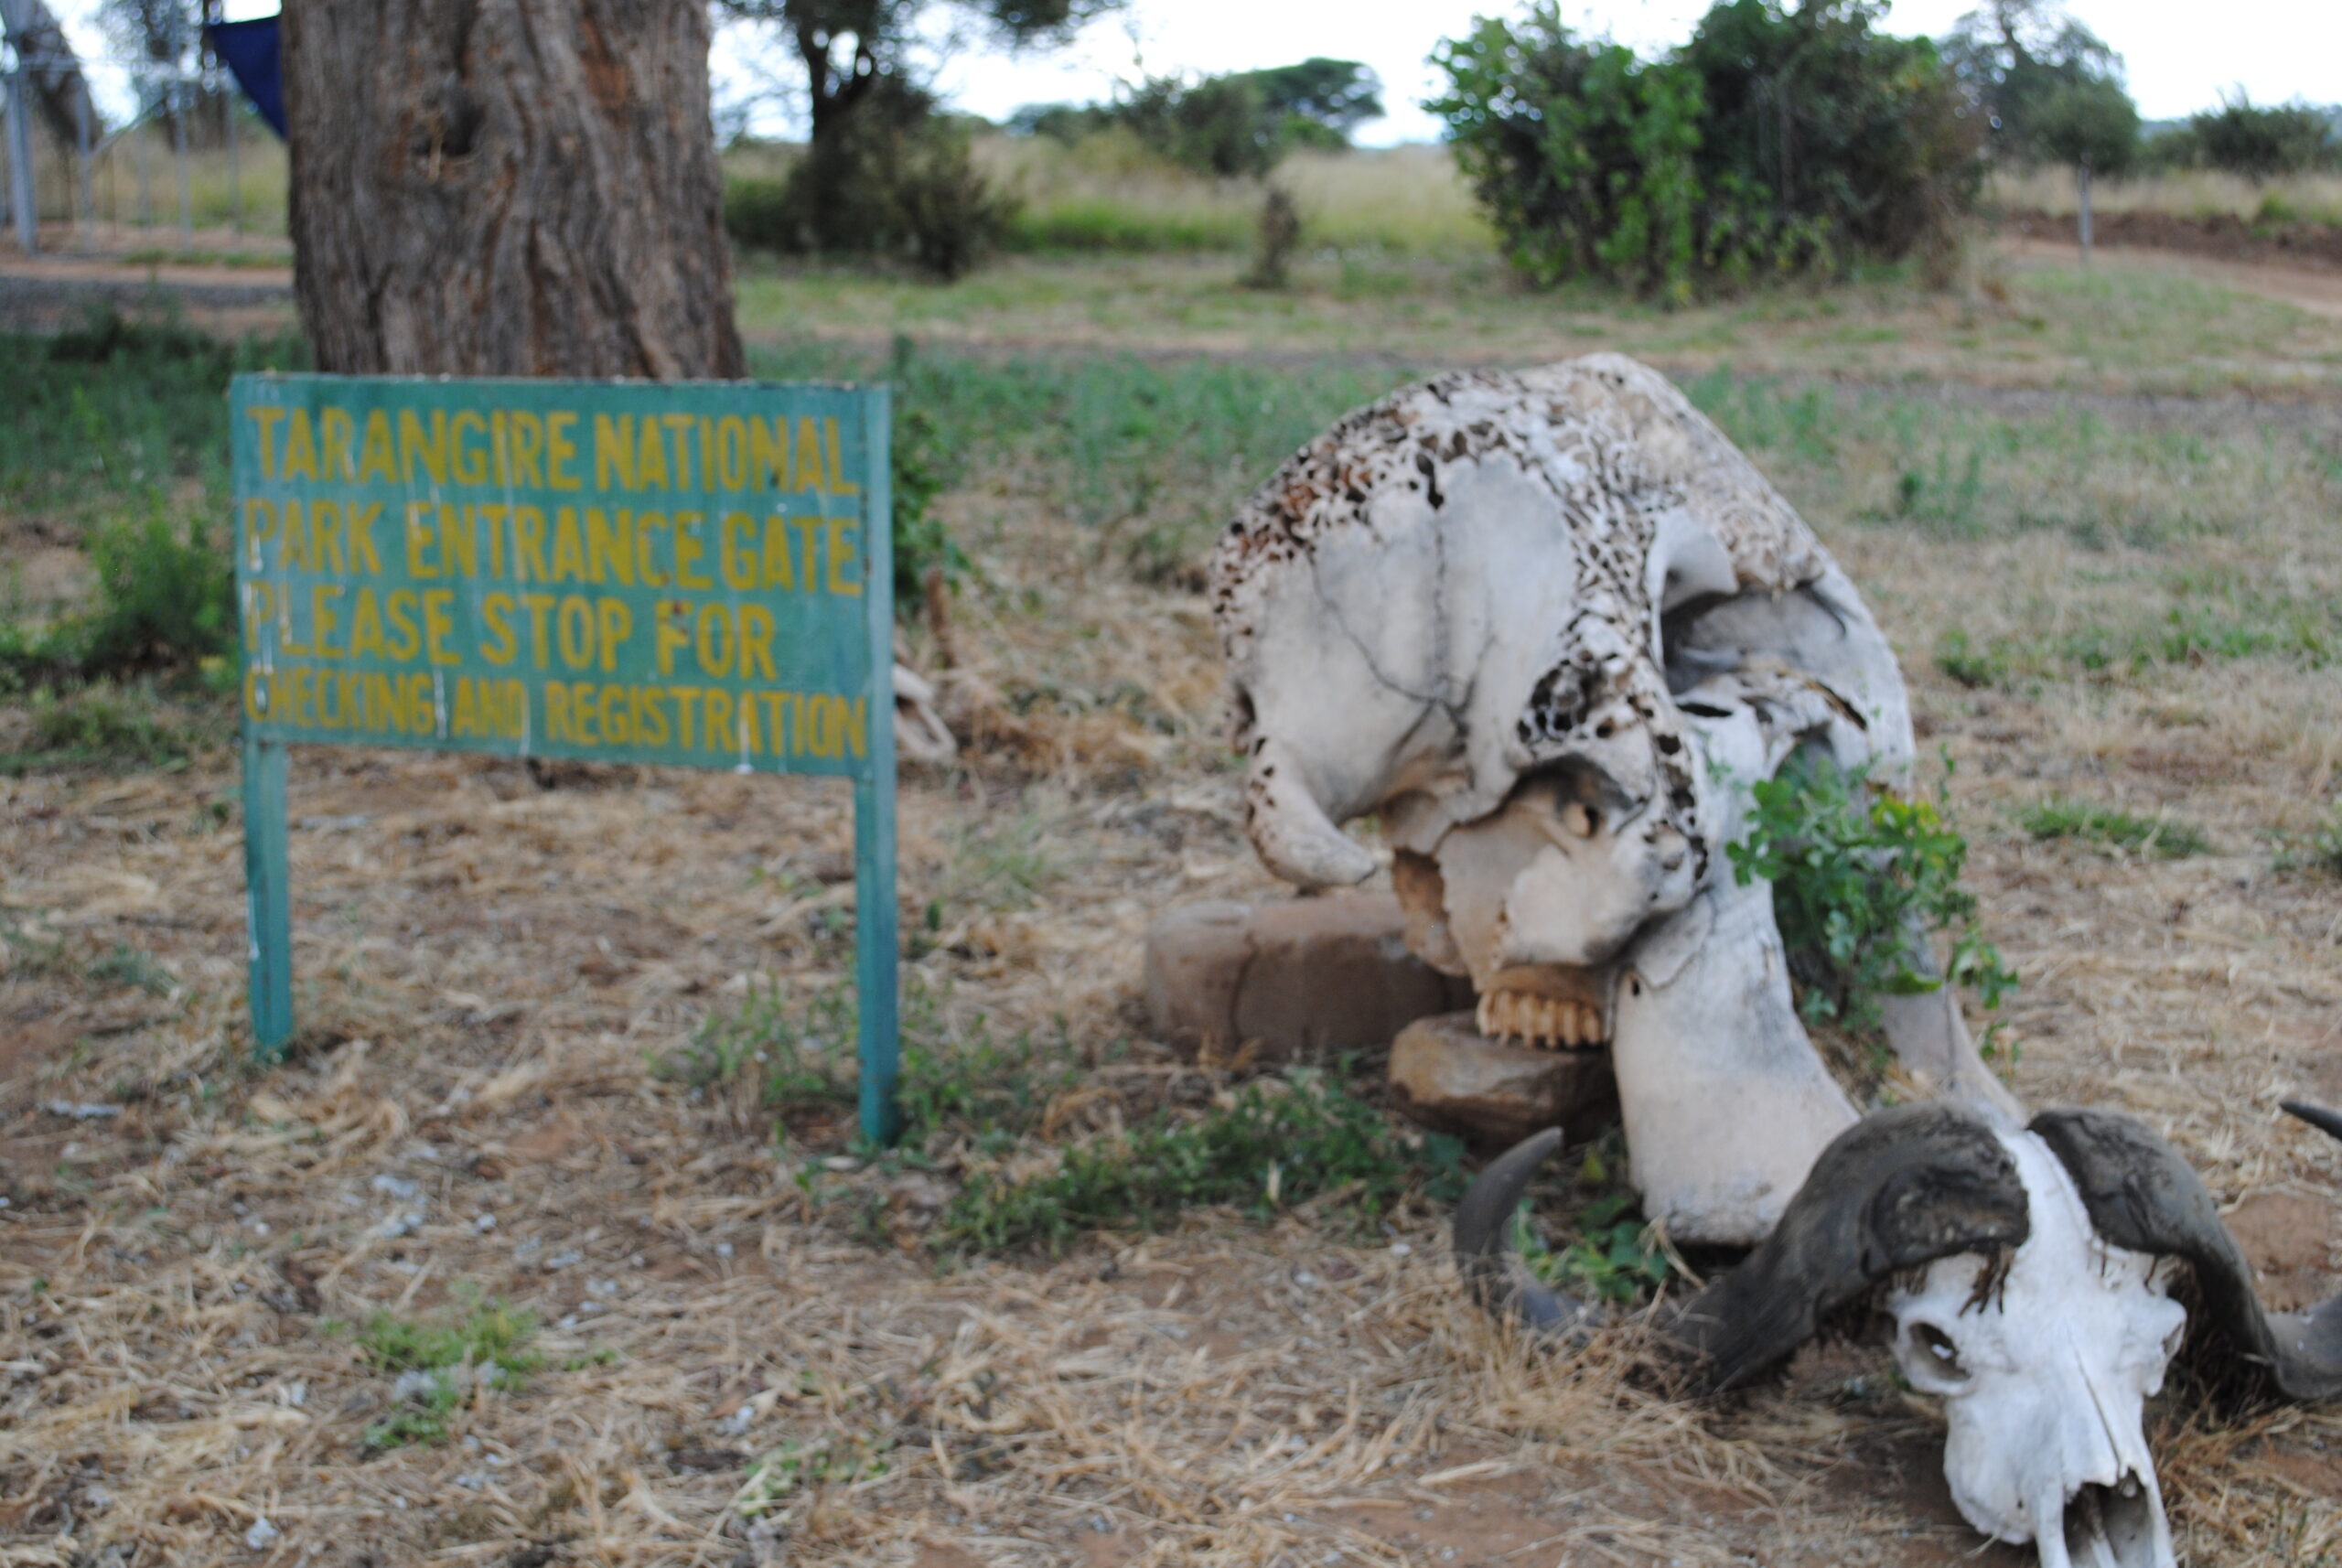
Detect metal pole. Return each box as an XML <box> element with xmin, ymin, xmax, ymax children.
<box><xmin>172</xmin><ymin>78</ymin><xmax>190</xmax><ymax>242</ymax></box>
<box><xmin>5</xmin><ymin>61</ymin><xmax>36</xmax><ymax>254</ymax></box>
<box><xmin>225</xmin><ymin>71</ymin><xmax>240</xmax><ymax>232</ymax></box>
<box><xmin>72</xmin><ymin>70</ymin><xmax>90</xmax><ymax>247</ymax></box>
<box><xmin>135</xmin><ymin>100</ymin><xmax>151</xmax><ymax>227</ymax></box>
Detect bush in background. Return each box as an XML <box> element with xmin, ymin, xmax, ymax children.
<box><xmin>1428</xmin><ymin>1</ymin><xmax>1978</xmax><ymax>299</ymax></box>
<box><xmin>2183</xmin><ymin>95</ymin><xmax>2338</xmax><ymax>181</ymax></box>
<box><xmin>1010</xmin><ymin>57</ymin><xmax>1382</xmax><ymax>180</ymax></box>
<box><xmin>725</xmin><ymin>77</ymin><xmax>1016</xmax><ymax>280</ymax></box>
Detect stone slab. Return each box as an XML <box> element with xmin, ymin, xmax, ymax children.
<box><xmin>1388</xmin><ymin>1011</ymin><xmax>1617</xmax><ymax>1149</ymax></box>
<box><xmin>1143</xmin><ymin>894</ymin><xmax>1468</xmax><ymax>1065</ymax></box>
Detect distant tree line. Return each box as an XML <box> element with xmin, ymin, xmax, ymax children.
<box><xmin>1426</xmin><ymin>0</ymin><xmax>2339</xmax><ymax>299</ymax></box>
<box><xmin>1007</xmin><ymin>58</ymin><xmax>1384</xmax><ymax>179</ymax></box>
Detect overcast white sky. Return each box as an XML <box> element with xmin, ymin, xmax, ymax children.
<box><xmin>49</xmin><ymin>0</ymin><xmax>2342</xmax><ymax>144</ymax></box>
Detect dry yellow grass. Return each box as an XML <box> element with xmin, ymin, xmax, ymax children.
<box><xmin>1989</xmin><ymin>166</ymin><xmax>2342</xmax><ymax>226</ymax></box>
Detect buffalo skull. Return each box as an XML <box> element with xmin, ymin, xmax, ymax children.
<box><xmin>1455</xmin><ymin>1102</ymin><xmax>2342</xmax><ymax>1568</ymax></box>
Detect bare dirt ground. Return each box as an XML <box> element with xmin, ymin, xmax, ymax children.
<box><xmin>1999</xmin><ymin>234</ymin><xmax>2342</xmax><ymax>322</ymax></box>
<box><xmin>4</xmin><ymin>252</ymin><xmax>2341</xmax><ymax>1566</ymax></box>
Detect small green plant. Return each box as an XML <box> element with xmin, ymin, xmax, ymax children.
<box><xmin>1510</xmin><ymin>1190</ymin><xmax>1673</xmax><ymax>1306</ymax></box>
<box><xmin>734</xmin><ymin>1433</ymin><xmax>896</xmax><ymax>1522</ymax></box>
<box><xmin>1728</xmin><ymin>754</ymin><xmax>2017</xmax><ymax>1036</ymax></box>
<box><xmin>87</xmin><ymin>941</ymin><xmax>174</xmax><ymax>995</ymax></box>
<box><xmin>1934</xmin><ymin>628</ymin><xmax>2010</xmax><ymax>690</ymax></box>
<box><xmin>4</xmin><ymin>685</ymin><xmax>194</xmax><ymax>774</ymax></box>
<box><xmin>2312</xmin><ymin>802</ymin><xmax>2342</xmax><ymax>878</ymax></box>
<box><xmin>938</xmin><ymin>1070</ymin><xmax>1466</xmax><ymax>1253</ymax></box>
<box><xmin>2020</xmin><ymin>799</ymin><xmax>2211</xmax><ymax>859</ymax></box>
<box><xmin>345</xmin><ymin>1299</ymin><xmax>540</xmax><ymax>1449</ymax></box>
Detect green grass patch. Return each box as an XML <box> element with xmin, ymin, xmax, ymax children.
<box><xmin>340</xmin><ymin>1299</ymin><xmax>541</xmax><ymax>1450</ymax></box>
<box><xmin>936</xmin><ymin>1070</ymin><xmax>1466</xmax><ymax>1253</ymax></box>
<box><xmin>2020</xmin><ymin>799</ymin><xmax>2212</xmax><ymax>858</ymax></box>
<box><xmin>670</xmin><ymin>979</ymin><xmax>1082</xmax><ymax>1155</ymax></box>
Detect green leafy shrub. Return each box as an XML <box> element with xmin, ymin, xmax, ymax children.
<box><xmin>1510</xmin><ymin>1188</ymin><xmax>1673</xmax><ymax>1306</ymax></box>
<box><xmin>5</xmin><ymin>685</ymin><xmax>194</xmax><ymax>773</ymax></box>
<box><xmin>2021</xmin><ymin>799</ymin><xmax>2210</xmax><ymax>859</ymax></box>
<box><xmin>724</xmin><ymin>80</ymin><xmax>1015</xmax><ymax>280</ymax></box>
<box><xmin>1427</xmin><ymin>0</ymin><xmax>1978</xmax><ymax>298</ymax></box>
<box><xmin>939</xmin><ymin>1071</ymin><xmax>1466</xmax><ymax>1253</ymax></box>
<box><xmin>1728</xmin><ymin>754</ymin><xmax>2016</xmax><ymax>1035</ymax></box>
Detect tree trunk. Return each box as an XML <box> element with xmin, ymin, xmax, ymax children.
<box><xmin>2076</xmin><ymin>164</ymin><xmax>2092</xmax><ymax>266</ymax></box>
<box><xmin>282</xmin><ymin>0</ymin><xmax>744</xmax><ymax>379</ymax></box>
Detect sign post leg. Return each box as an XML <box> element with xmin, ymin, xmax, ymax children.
<box><xmin>242</xmin><ymin>731</ymin><xmax>295</xmax><ymax>1061</ymax></box>
<box><xmin>855</xmin><ymin>385</ymin><xmax>901</xmax><ymax>1146</ymax></box>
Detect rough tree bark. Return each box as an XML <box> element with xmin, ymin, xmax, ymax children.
<box><xmin>282</xmin><ymin>0</ymin><xmax>744</xmax><ymax>379</ymax></box>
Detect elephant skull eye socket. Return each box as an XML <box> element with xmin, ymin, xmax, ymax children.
<box><xmin>1913</xmin><ymin>1322</ymin><xmax>1968</xmax><ymax>1380</ymax></box>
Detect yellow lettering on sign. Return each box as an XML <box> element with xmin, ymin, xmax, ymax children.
<box><xmin>716</xmin><ymin>415</ymin><xmax>749</xmax><ymax>490</ymax></box>
<box><xmin>662</xmin><ymin>413</ymin><xmax>695</xmax><ymax>489</ymax></box>
<box><xmin>543</xmin><ymin>681</ymin><xmax>574</xmax><ymax>743</ymax></box>
<box><xmin>586</xmin><ymin>509</ymin><xmax>633</xmax><ymax>585</ymax></box>
<box><xmin>719</xmin><ymin>512</ymin><xmax>757</xmax><ymax>591</ymax></box>
<box><xmin>349</xmin><ymin>587</ymin><xmax>388</xmax><ymax>660</ymax></box>
<box><xmin>452</xmin><ymin>410</ymin><xmax>489</xmax><ymax>484</ymax></box>
<box><xmin>423</xmin><ymin>589</ymin><xmax>459</xmax><ymax>665</ymax></box>
<box><xmin>319</xmin><ymin>406</ymin><xmax>357</xmax><ymax>481</ymax></box>
<box><xmin>759</xmin><ymin>515</ymin><xmax>796</xmax><ymax>590</ymax></box>
<box><xmin>519</xmin><ymin>592</ymin><xmax>555</xmax><ymax>671</ymax></box>
<box><xmin>310</xmin><ymin>499</ymin><xmax>347</xmax><ymax>575</ymax></box>
<box><xmin>280</xmin><ymin>499</ymin><xmax>311</xmax><ymax>572</ymax></box>
<box><xmin>437</xmin><ymin>503</ymin><xmax>478</xmax><ymax>580</ymax></box>
<box><xmin>655</xmin><ymin>600</ymin><xmax>691</xmax><ymax>676</ymax></box>
<box><xmin>826</xmin><ymin>517</ymin><xmax>861</xmax><ymax>596</ymax></box>
<box><xmin>399</xmin><ymin>407</ymin><xmax>448</xmax><ymax>485</ymax></box>
<box><xmin>673</xmin><ymin>513</ymin><xmax>712</xmax><ymax>589</ymax></box>
<box><xmin>551</xmin><ymin>506</ymin><xmax>587</xmax><ymax>584</ymax></box>
<box><xmin>634</xmin><ymin>512</ymin><xmax>668</xmax><ymax>587</ymax></box>
<box><xmin>793</xmin><ymin>416</ymin><xmax>823</xmax><ymax>493</ymax></box>
<box><xmin>738</xmin><ymin>605</ymin><xmax>777</xmax><ymax>681</ymax></box>
<box><xmin>246</xmin><ymin>405</ymin><xmax>286</xmax><ymax>478</ymax></box>
<box><xmin>349</xmin><ymin>502</ymin><xmax>384</xmax><ymax>575</ymax></box>
<box><xmin>383</xmin><ymin>590</ymin><xmax>422</xmax><ymax>661</ymax></box>
<box><xmin>596</xmin><ymin>598</ymin><xmax>632</xmax><ymax>673</ymax></box>
<box><xmin>281</xmin><ymin>408</ymin><xmax>319</xmax><ymax>480</ymax></box>
<box><xmin>825</xmin><ymin>418</ymin><xmax>860</xmax><ymax>495</ymax></box>
<box><xmin>403</xmin><ymin>502</ymin><xmax>437</xmax><ymax>579</ymax></box>
<box><xmin>478</xmin><ymin>593</ymin><xmax>518</xmax><ymax>667</ymax></box>
<box><xmin>311</xmin><ymin>585</ymin><xmax>344</xmax><ymax>658</ymax></box>
<box><xmin>749</xmin><ymin>415</ymin><xmax>790</xmax><ymax>490</ymax></box>
<box><xmin>594</xmin><ymin>413</ymin><xmax>635</xmax><ymax>489</ymax></box>
<box><xmin>546</xmin><ymin>411</ymin><xmax>582</xmax><ymax>490</ymax></box>
<box><xmin>637</xmin><ymin>417</ymin><xmax>670</xmax><ymax>490</ymax></box>
<box><xmin>358</xmin><ymin>410</ymin><xmax>397</xmax><ymax>482</ymax></box>
<box><xmin>512</xmin><ymin>507</ymin><xmax>550</xmax><ymax>583</ymax></box>
<box><xmin>510</xmin><ymin>410</ymin><xmax>545</xmax><ymax>488</ymax></box>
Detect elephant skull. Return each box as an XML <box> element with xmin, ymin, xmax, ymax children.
<box><xmin>1210</xmin><ymin>353</ymin><xmax>2008</xmax><ymax>1244</ymax></box>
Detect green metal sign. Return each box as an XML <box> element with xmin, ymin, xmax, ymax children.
<box><xmin>230</xmin><ymin>373</ymin><xmax>901</xmax><ymax>1140</ymax></box>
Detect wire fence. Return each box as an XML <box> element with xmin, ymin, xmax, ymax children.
<box><xmin>2</xmin><ymin>19</ymin><xmax>285</xmax><ymax>256</ymax></box>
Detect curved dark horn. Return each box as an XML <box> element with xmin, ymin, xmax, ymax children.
<box><xmin>2283</xmin><ymin>1100</ymin><xmax>2342</xmax><ymax>1144</ymax></box>
<box><xmin>1451</xmin><ymin>1127</ymin><xmax>1595</xmax><ymax>1333</ymax></box>
<box><xmin>2034</xmin><ymin>1104</ymin><xmax>2342</xmax><ymax>1402</ymax></box>
<box><xmin>1669</xmin><ymin>1101</ymin><xmax>2029</xmax><ymax>1391</ymax></box>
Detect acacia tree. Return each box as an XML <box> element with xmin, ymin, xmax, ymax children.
<box><xmin>716</xmin><ymin>0</ymin><xmax>1117</xmax><ymax>254</ymax></box>
<box><xmin>2033</xmin><ymin>76</ymin><xmax>2136</xmax><ymax>262</ymax></box>
<box><xmin>282</xmin><ymin>0</ymin><xmax>743</xmax><ymax>378</ymax></box>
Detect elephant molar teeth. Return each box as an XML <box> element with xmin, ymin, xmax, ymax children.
<box><xmin>1477</xmin><ymin>990</ymin><xmax>1606</xmax><ymax>1050</ymax></box>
